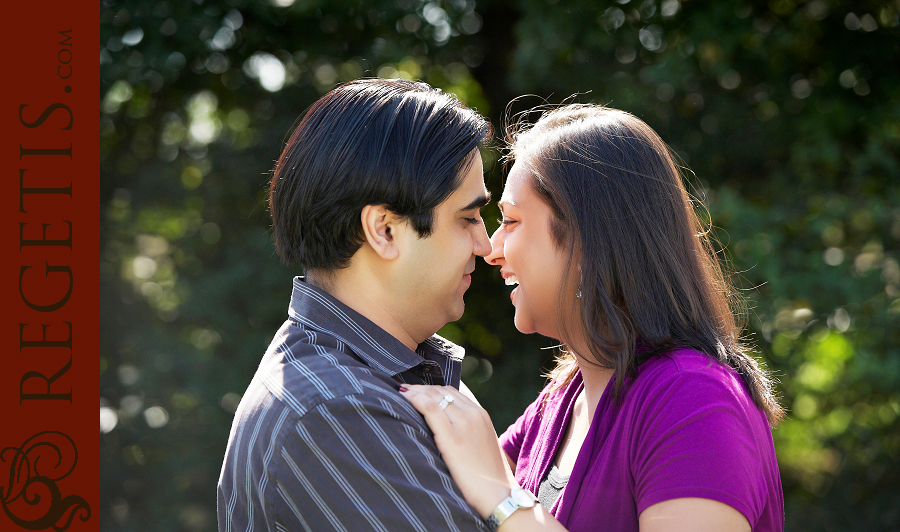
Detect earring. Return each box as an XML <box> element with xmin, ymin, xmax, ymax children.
<box><xmin>576</xmin><ymin>275</ymin><xmax>583</xmax><ymax>299</ymax></box>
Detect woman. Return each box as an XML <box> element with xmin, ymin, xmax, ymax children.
<box><xmin>401</xmin><ymin>104</ymin><xmax>784</xmax><ymax>532</ymax></box>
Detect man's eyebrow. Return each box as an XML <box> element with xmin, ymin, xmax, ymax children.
<box><xmin>457</xmin><ymin>191</ymin><xmax>492</xmax><ymax>212</ymax></box>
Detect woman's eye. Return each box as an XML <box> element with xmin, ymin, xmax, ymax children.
<box><xmin>497</xmin><ymin>218</ymin><xmax>517</xmax><ymax>226</ymax></box>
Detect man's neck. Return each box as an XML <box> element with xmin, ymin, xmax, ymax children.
<box><xmin>310</xmin><ymin>269</ymin><xmax>423</xmax><ymax>352</ymax></box>
<box><xmin>304</xmin><ymin>269</ymin><xmax>335</xmax><ymax>293</ymax></box>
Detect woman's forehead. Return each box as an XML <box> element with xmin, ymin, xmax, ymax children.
<box><xmin>499</xmin><ymin>161</ymin><xmax>535</xmax><ymax>209</ymax></box>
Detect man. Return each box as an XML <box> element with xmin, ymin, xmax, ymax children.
<box><xmin>217</xmin><ymin>78</ymin><xmax>494</xmax><ymax>531</ymax></box>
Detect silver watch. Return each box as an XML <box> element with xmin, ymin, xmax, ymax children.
<box><xmin>485</xmin><ymin>487</ymin><xmax>538</xmax><ymax>532</ymax></box>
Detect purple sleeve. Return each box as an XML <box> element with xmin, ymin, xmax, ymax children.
<box><xmin>630</xmin><ymin>360</ymin><xmax>772</xmax><ymax>524</ymax></box>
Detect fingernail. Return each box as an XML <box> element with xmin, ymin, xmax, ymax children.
<box><xmin>398</xmin><ymin>386</ymin><xmax>408</xmax><ymax>392</ymax></box>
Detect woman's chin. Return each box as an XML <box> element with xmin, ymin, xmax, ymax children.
<box><xmin>512</xmin><ymin>315</ymin><xmax>536</xmax><ymax>335</ymax></box>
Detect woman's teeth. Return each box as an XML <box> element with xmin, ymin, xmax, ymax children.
<box><xmin>505</xmin><ymin>275</ymin><xmax>519</xmax><ymax>286</ymax></box>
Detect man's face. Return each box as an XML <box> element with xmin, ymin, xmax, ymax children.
<box><xmin>392</xmin><ymin>150</ymin><xmax>492</xmax><ymax>342</ymax></box>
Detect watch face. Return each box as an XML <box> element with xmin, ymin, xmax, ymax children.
<box><xmin>511</xmin><ymin>488</ymin><xmax>536</xmax><ymax>508</ymax></box>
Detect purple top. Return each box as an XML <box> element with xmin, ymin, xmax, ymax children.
<box><xmin>500</xmin><ymin>348</ymin><xmax>784</xmax><ymax>532</ymax></box>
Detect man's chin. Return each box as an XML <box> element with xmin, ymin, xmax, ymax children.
<box><xmin>446</xmin><ymin>300</ymin><xmax>465</xmax><ymax>323</ymax></box>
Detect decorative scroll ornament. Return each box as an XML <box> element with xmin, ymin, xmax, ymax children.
<box><xmin>1</xmin><ymin>431</ymin><xmax>91</xmax><ymax>531</ymax></box>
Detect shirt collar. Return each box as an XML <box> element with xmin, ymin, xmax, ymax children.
<box><xmin>287</xmin><ymin>277</ymin><xmax>465</xmax><ymax>377</ymax></box>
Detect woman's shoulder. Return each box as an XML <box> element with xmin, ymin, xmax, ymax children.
<box><xmin>630</xmin><ymin>347</ymin><xmax>751</xmax><ymax>405</ymax></box>
<box><xmin>619</xmin><ymin>347</ymin><xmax>772</xmax><ymax>455</ymax></box>
<box><xmin>638</xmin><ymin>347</ymin><xmax>737</xmax><ymax>379</ymax></box>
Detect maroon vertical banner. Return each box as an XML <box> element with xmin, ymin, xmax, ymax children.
<box><xmin>1</xmin><ymin>1</ymin><xmax>99</xmax><ymax>531</ymax></box>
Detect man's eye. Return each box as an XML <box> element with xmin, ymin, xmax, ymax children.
<box><xmin>465</xmin><ymin>217</ymin><xmax>482</xmax><ymax>225</ymax></box>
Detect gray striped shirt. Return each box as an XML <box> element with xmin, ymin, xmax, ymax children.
<box><xmin>217</xmin><ymin>277</ymin><xmax>488</xmax><ymax>531</ymax></box>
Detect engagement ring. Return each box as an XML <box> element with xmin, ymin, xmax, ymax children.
<box><xmin>438</xmin><ymin>395</ymin><xmax>455</xmax><ymax>410</ymax></box>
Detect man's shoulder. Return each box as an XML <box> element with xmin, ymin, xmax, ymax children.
<box><xmin>252</xmin><ymin>318</ymin><xmax>404</xmax><ymax>417</ymax></box>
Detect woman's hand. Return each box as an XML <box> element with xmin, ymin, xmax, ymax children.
<box><xmin>400</xmin><ymin>384</ymin><xmax>515</xmax><ymax>519</ymax></box>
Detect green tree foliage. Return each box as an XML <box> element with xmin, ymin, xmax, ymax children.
<box><xmin>100</xmin><ymin>0</ymin><xmax>899</xmax><ymax>530</ymax></box>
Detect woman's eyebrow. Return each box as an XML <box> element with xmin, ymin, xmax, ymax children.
<box><xmin>497</xmin><ymin>196</ymin><xmax>516</xmax><ymax>209</ymax></box>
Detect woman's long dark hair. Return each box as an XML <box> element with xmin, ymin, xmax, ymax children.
<box><xmin>508</xmin><ymin>104</ymin><xmax>783</xmax><ymax>425</ymax></box>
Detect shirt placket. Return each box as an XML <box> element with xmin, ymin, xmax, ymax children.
<box><xmin>419</xmin><ymin>360</ymin><xmax>443</xmax><ymax>385</ymax></box>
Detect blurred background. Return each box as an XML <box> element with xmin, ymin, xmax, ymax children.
<box><xmin>100</xmin><ymin>0</ymin><xmax>899</xmax><ymax>530</ymax></box>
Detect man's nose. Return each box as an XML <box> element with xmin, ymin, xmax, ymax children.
<box><xmin>473</xmin><ymin>222</ymin><xmax>491</xmax><ymax>257</ymax></box>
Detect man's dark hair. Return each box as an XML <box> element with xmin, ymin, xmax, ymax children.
<box><xmin>268</xmin><ymin>78</ymin><xmax>492</xmax><ymax>271</ymax></box>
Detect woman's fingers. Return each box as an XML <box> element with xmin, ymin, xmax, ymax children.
<box><xmin>400</xmin><ymin>384</ymin><xmax>513</xmax><ymax>518</ymax></box>
<box><xmin>401</xmin><ymin>385</ymin><xmax>483</xmax><ymax>442</ymax></box>
<box><xmin>400</xmin><ymin>385</ymin><xmax>457</xmax><ymax>434</ymax></box>
<box><xmin>403</xmin><ymin>385</ymin><xmax>468</xmax><ymax>409</ymax></box>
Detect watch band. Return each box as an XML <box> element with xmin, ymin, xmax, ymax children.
<box><xmin>485</xmin><ymin>487</ymin><xmax>538</xmax><ymax>532</ymax></box>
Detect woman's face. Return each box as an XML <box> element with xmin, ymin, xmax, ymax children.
<box><xmin>485</xmin><ymin>161</ymin><xmax>577</xmax><ymax>340</ymax></box>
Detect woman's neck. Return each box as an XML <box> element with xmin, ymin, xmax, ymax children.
<box><xmin>552</xmin><ymin>353</ymin><xmax>615</xmax><ymax>475</ymax></box>
<box><xmin>571</xmin><ymin>352</ymin><xmax>614</xmax><ymax>422</ymax></box>
<box><xmin>563</xmin><ymin>329</ymin><xmax>616</xmax><ymax>420</ymax></box>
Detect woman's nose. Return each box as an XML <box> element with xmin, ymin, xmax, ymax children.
<box><xmin>484</xmin><ymin>226</ymin><xmax>504</xmax><ymax>265</ymax></box>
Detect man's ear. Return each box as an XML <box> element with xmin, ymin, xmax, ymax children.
<box><xmin>360</xmin><ymin>204</ymin><xmax>403</xmax><ymax>260</ymax></box>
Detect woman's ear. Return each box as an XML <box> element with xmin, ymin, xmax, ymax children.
<box><xmin>360</xmin><ymin>204</ymin><xmax>401</xmax><ymax>260</ymax></box>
